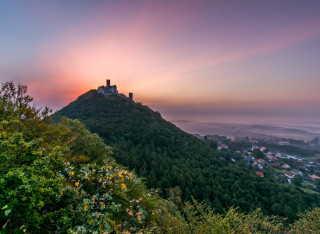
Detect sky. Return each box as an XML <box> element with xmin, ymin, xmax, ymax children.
<box><xmin>1</xmin><ymin>0</ymin><xmax>320</xmax><ymax>129</ymax></box>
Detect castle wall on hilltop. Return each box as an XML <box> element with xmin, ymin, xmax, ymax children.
<box><xmin>97</xmin><ymin>79</ymin><xmax>118</xmax><ymax>94</ymax></box>
<box><xmin>97</xmin><ymin>79</ymin><xmax>133</xmax><ymax>100</ymax></box>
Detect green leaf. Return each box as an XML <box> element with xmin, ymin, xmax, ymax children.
<box><xmin>5</xmin><ymin>209</ymin><xmax>11</xmax><ymax>216</ymax></box>
<box><xmin>1</xmin><ymin>205</ymin><xmax>8</xmax><ymax>210</ymax></box>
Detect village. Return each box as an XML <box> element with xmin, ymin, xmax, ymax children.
<box><xmin>203</xmin><ymin>134</ymin><xmax>320</xmax><ymax>194</ymax></box>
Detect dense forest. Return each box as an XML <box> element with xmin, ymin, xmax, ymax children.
<box><xmin>53</xmin><ymin>90</ymin><xmax>320</xmax><ymax>222</ymax></box>
<box><xmin>1</xmin><ymin>82</ymin><xmax>320</xmax><ymax>232</ymax></box>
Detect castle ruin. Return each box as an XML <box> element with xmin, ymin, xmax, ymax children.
<box><xmin>97</xmin><ymin>79</ymin><xmax>133</xmax><ymax>100</ymax></box>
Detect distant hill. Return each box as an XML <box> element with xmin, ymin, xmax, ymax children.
<box><xmin>53</xmin><ymin>90</ymin><xmax>320</xmax><ymax>221</ymax></box>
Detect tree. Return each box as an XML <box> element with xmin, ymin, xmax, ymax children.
<box><xmin>291</xmin><ymin>208</ymin><xmax>320</xmax><ymax>232</ymax></box>
<box><xmin>0</xmin><ymin>81</ymin><xmax>51</xmax><ymax>121</ymax></box>
<box><xmin>252</xmin><ymin>148</ymin><xmax>264</xmax><ymax>158</ymax></box>
<box><xmin>292</xmin><ymin>175</ymin><xmax>302</xmax><ymax>186</ymax></box>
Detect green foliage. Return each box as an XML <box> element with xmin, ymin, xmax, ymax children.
<box><xmin>0</xmin><ymin>83</ymin><xmax>157</xmax><ymax>232</ymax></box>
<box><xmin>0</xmin><ymin>116</ymin><xmax>158</xmax><ymax>232</ymax></box>
<box><xmin>290</xmin><ymin>208</ymin><xmax>320</xmax><ymax>233</ymax></box>
<box><xmin>0</xmin><ymin>81</ymin><xmax>51</xmax><ymax>121</ymax></box>
<box><xmin>150</xmin><ymin>188</ymin><xmax>286</xmax><ymax>233</ymax></box>
<box><xmin>53</xmin><ymin>91</ymin><xmax>320</xmax><ymax>221</ymax></box>
<box><xmin>292</xmin><ymin>175</ymin><xmax>303</xmax><ymax>186</ymax></box>
<box><xmin>150</xmin><ymin>188</ymin><xmax>319</xmax><ymax>233</ymax></box>
<box><xmin>252</xmin><ymin>148</ymin><xmax>264</xmax><ymax>158</ymax></box>
<box><xmin>59</xmin><ymin>117</ymin><xmax>113</xmax><ymax>163</ymax></box>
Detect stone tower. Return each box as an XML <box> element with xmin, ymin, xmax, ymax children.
<box><xmin>129</xmin><ymin>93</ymin><xmax>133</xmax><ymax>100</ymax></box>
<box><xmin>106</xmin><ymin>79</ymin><xmax>111</xmax><ymax>87</ymax></box>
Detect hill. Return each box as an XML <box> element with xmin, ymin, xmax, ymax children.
<box><xmin>2</xmin><ymin>81</ymin><xmax>320</xmax><ymax>232</ymax></box>
<box><xmin>53</xmin><ymin>90</ymin><xmax>320</xmax><ymax>221</ymax></box>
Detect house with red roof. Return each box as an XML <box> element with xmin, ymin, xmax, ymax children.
<box><xmin>270</xmin><ymin>163</ymin><xmax>278</xmax><ymax>167</ymax></box>
<box><xmin>282</xmin><ymin>164</ymin><xmax>290</xmax><ymax>169</ymax></box>
<box><xmin>260</xmin><ymin>147</ymin><xmax>266</xmax><ymax>152</ymax></box>
<box><xmin>220</xmin><ymin>144</ymin><xmax>228</xmax><ymax>149</ymax></box>
<box><xmin>266</xmin><ymin>154</ymin><xmax>277</xmax><ymax>161</ymax></box>
<box><xmin>218</xmin><ymin>144</ymin><xmax>229</xmax><ymax>150</ymax></box>
<box><xmin>311</xmin><ymin>175</ymin><xmax>320</xmax><ymax>180</ymax></box>
<box><xmin>255</xmin><ymin>171</ymin><xmax>264</xmax><ymax>177</ymax></box>
<box><xmin>285</xmin><ymin>171</ymin><xmax>295</xmax><ymax>179</ymax></box>
<box><xmin>258</xmin><ymin>158</ymin><xmax>265</xmax><ymax>164</ymax></box>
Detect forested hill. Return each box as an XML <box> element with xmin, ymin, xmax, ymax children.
<box><xmin>53</xmin><ymin>90</ymin><xmax>217</xmax><ymax>193</ymax></box>
<box><xmin>53</xmin><ymin>90</ymin><xmax>320</xmax><ymax>221</ymax></box>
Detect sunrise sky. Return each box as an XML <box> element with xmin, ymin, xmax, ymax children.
<box><xmin>1</xmin><ymin>0</ymin><xmax>320</xmax><ymax>127</ymax></box>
